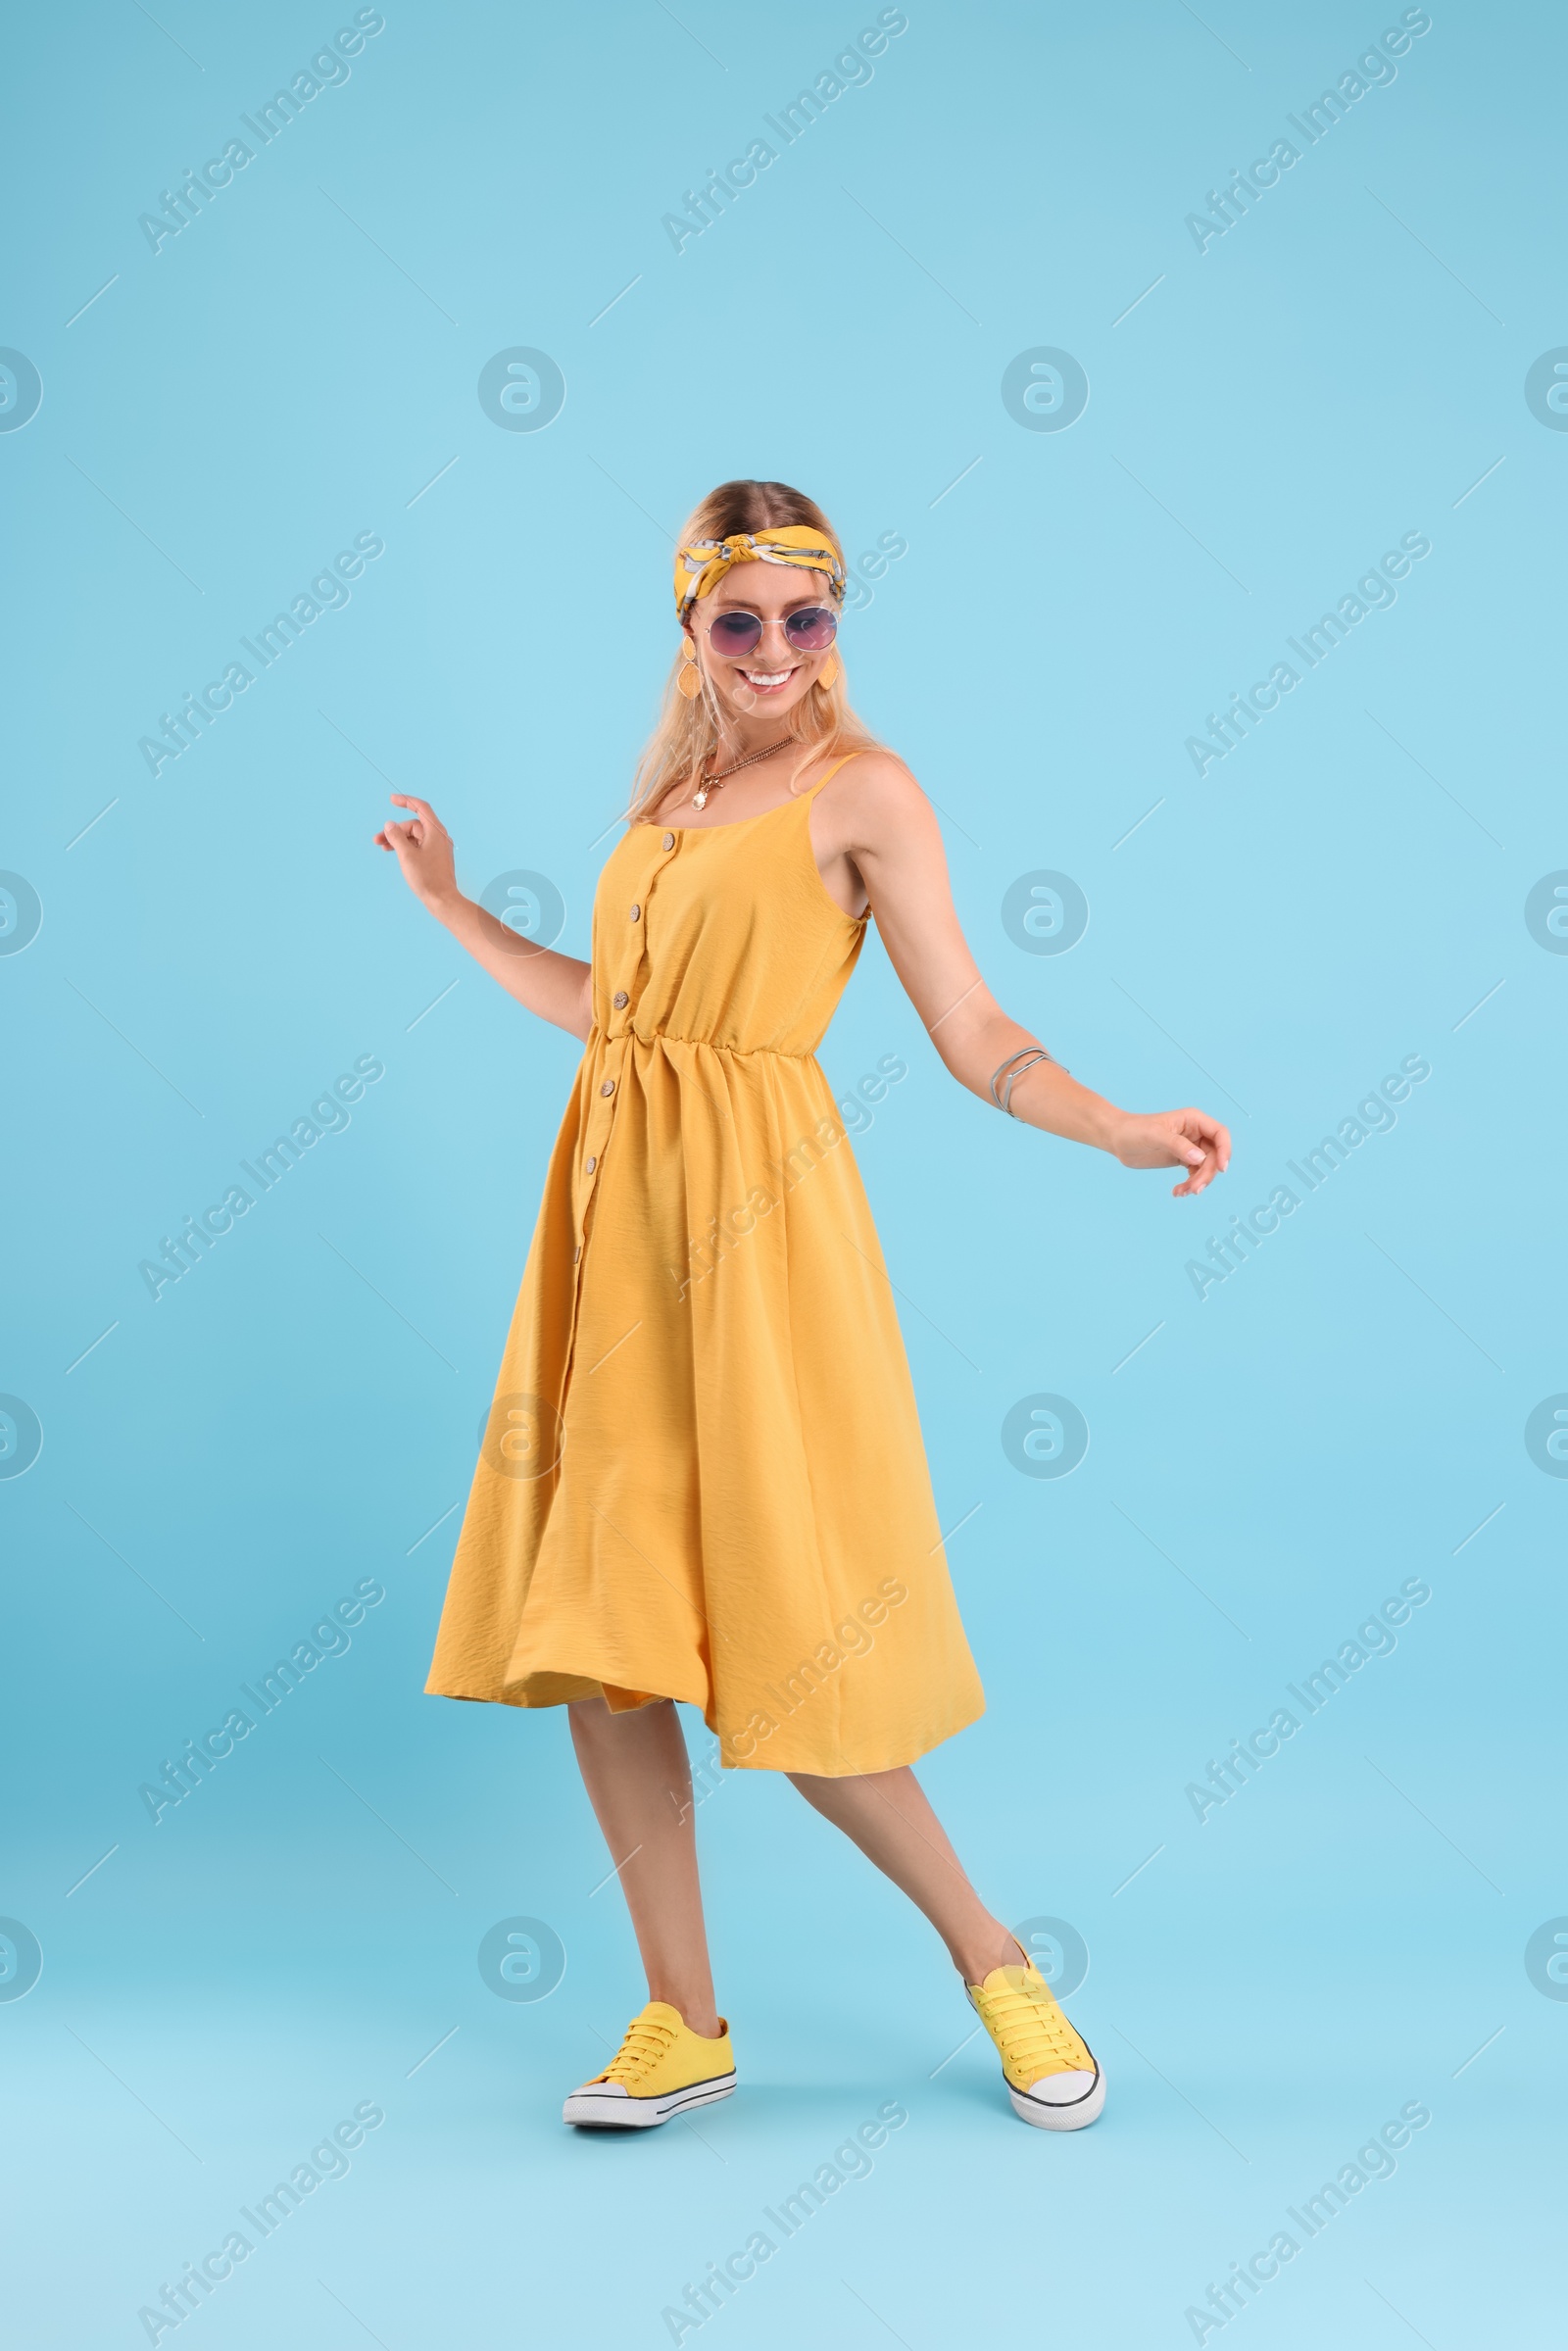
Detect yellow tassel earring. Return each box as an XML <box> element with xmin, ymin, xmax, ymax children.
<box><xmin>817</xmin><ymin>654</ymin><xmax>840</xmax><ymax>691</ymax></box>
<box><xmin>677</xmin><ymin>638</ymin><xmax>703</xmax><ymax>701</ymax></box>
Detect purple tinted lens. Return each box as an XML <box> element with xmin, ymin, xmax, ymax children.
<box><xmin>709</xmin><ymin>611</ymin><xmax>762</xmax><ymax>655</ymax></box>
<box><xmin>784</xmin><ymin>606</ymin><xmax>838</xmax><ymax>652</ymax></box>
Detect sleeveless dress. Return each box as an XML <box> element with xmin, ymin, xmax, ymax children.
<box><xmin>424</xmin><ymin>757</ymin><xmax>985</xmax><ymax>1775</ymax></box>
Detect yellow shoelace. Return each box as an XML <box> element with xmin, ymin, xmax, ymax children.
<box><xmin>973</xmin><ymin>1975</ymin><xmax>1093</xmax><ymax>2083</ymax></box>
<box><xmin>601</xmin><ymin>2013</ymin><xmax>678</xmax><ymax>2085</ymax></box>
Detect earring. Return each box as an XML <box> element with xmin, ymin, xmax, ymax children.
<box><xmin>677</xmin><ymin>639</ymin><xmax>702</xmax><ymax>701</ymax></box>
<box><xmin>817</xmin><ymin>655</ymin><xmax>839</xmax><ymax>691</ymax></box>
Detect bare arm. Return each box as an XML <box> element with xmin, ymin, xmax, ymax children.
<box><xmin>826</xmin><ymin>757</ymin><xmax>1231</xmax><ymax>1197</ymax></box>
<box><xmin>374</xmin><ymin>795</ymin><xmax>593</xmax><ymax>1042</ymax></box>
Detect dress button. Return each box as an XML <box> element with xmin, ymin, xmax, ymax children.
<box><xmin>662</xmin><ymin>832</ymin><xmax>675</xmax><ymax>851</ymax></box>
<box><xmin>600</xmin><ymin>1079</ymin><xmax>615</xmax><ymax>1098</ymax></box>
<box><xmin>585</xmin><ymin>1154</ymin><xmax>597</xmax><ymax>1173</ymax></box>
<box><xmin>612</xmin><ymin>990</ymin><xmax>628</xmax><ymax>1009</ymax></box>
<box><xmin>629</xmin><ymin>903</ymin><xmax>641</xmax><ymax>921</ymax></box>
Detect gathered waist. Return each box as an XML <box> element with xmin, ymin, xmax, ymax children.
<box><xmin>588</xmin><ymin>1025</ymin><xmax>820</xmax><ymax>1064</ymax></box>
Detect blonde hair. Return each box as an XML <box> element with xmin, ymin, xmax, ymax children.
<box><xmin>628</xmin><ymin>479</ymin><xmax>884</xmax><ymax>822</ymax></box>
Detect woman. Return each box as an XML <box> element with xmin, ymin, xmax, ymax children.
<box><xmin>376</xmin><ymin>479</ymin><xmax>1229</xmax><ymax>2134</ymax></box>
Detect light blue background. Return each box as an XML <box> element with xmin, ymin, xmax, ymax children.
<box><xmin>3</xmin><ymin>2</ymin><xmax>1563</xmax><ymax>2343</ymax></box>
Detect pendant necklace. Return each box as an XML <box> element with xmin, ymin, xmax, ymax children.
<box><xmin>691</xmin><ymin>738</ymin><xmax>792</xmax><ymax>811</ymax></box>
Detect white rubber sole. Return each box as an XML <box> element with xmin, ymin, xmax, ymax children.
<box><xmin>1009</xmin><ymin>2067</ymin><xmax>1105</xmax><ymax>2131</ymax></box>
<box><xmin>563</xmin><ymin>2071</ymin><xmax>737</xmax><ymax>2129</ymax></box>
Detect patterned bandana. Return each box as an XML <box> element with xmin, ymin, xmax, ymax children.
<box><xmin>673</xmin><ymin>525</ymin><xmax>845</xmax><ymax>616</ymax></box>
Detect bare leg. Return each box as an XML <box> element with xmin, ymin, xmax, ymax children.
<box><xmin>567</xmin><ymin>1694</ymin><xmax>722</xmax><ymax>2037</ymax></box>
<box><xmin>788</xmin><ymin>1764</ymin><xmax>1026</xmax><ymax>1985</ymax></box>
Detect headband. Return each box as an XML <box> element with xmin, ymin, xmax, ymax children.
<box><xmin>673</xmin><ymin>525</ymin><xmax>845</xmax><ymax>617</ymax></box>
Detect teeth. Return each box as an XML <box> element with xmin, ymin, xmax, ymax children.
<box><xmin>742</xmin><ymin>669</ymin><xmax>792</xmax><ymax>684</ymax></box>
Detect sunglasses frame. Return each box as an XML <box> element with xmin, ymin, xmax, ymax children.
<box><xmin>700</xmin><ymin>604</ymin><xmax>839</xmax><ymax>659</ymax></box>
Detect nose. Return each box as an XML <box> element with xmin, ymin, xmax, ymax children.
<box><xmin>751</xmin><ymin>614</ymin><xmax>796</xmax><ymax>661</ymax></box>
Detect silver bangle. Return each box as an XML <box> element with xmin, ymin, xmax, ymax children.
<box><xmin>990</xmin><ymin>1046</ymin><xmax>1063</xmax><ymax>1116</ymax></box>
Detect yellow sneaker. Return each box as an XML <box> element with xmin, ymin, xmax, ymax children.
<box><xmin>562</xmin><ymin>2001</ymin><xmax>736</xmax><ymax>2129</ymax></box>
<box><xmin>966</xmin><ymin>1960</ymin><xmax>1104</xmax><ymax>2130</ymax></box>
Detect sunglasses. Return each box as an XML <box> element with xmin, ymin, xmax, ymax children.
<box><xmin>703</xmin><ymin>604</ymin><xmax>838</xmax><ymax>658</ymax></box>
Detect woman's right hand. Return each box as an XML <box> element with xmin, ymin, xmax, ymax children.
<box><xmin>376</xmin><ymin>791</ymin><xmax>593</xmax><ymax>1040</ymax></box>
<box><xmin>374</xmin><ymin>794</ymin><xmax>460</xmax><ymax>913</ymax></box>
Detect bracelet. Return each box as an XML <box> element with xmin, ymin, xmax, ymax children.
<box><xmin>989</xmin><ymin>1045</ymin><xmax>1064</xmax><ymax>1116</ymax></box>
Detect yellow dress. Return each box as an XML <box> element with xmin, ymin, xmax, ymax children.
<box><xmin>425</xmin><ymin>757</ymin><xmax>985</xmax><ymax>1774</ymax></box>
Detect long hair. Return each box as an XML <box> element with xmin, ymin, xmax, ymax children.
<box><xmin>627</xmin><ymin>479</ymin><xmax>884</xmax><ymax>822</ymax></box>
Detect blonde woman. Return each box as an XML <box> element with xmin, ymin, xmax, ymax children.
<box><xmin>376</xmin><ymin>479</ymin><xmax>1229</xmax><ymax>2132</ymax></box>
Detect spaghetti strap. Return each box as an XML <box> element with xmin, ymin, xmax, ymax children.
<box><xmin>799</xmin><ymin>751</ymin><xmax>862</xmax><ymax>803</ymax></box>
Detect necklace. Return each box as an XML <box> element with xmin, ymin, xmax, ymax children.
<box><xmin>691</xmin><ymin>737</ymin><xmax>792</xmax><ymax>810</ymax></box>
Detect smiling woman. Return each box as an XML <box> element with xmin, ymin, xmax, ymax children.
<box><xmin>376</xmin><ymin>472</ymin><xmax>1231</xmax><ymax>2140</ymax></box>
<box><xmin>631</xmin><ymin>480</ymin><xmax>881</xmax><ymax>828</ymax></box>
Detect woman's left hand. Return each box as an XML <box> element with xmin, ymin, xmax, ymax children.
<box><xmin>1112</xmin><ymin>1109</ymin><xmax>1231</xmax><ymax>1197</ymax></box>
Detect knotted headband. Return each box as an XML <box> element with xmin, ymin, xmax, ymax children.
<box><xmin>673</xmin><ymin>525</ymin><xmax>846</xmax><ymax>616</ymax></box>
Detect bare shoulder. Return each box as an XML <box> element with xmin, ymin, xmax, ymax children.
<box><xmin>816</xmin><ymin>745</ymin><xmax>940</xmax><ymax>854</ymax></box>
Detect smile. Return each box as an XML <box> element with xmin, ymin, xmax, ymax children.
<box><xmin>738</xmin><ymin>667</ymin><xmax>798</xmax><ymax>692</ymax></box>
